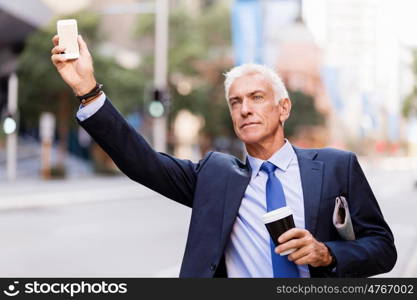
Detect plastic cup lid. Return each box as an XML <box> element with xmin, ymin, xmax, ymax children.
<box><xmin>261</xmin><ymin>206</ymin><xmax>293</xmax><ymax>224</ymax></box>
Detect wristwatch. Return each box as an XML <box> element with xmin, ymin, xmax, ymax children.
<box><xmin>76</xmin><ymin>83</ymin><xmax>104</xmax><ymax>104</ymax></box>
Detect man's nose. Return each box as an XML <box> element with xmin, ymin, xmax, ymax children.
<box><xmin>240</xmin><ymin>98</ymin><xmax>252</xmax><ymax>116</ymax></box>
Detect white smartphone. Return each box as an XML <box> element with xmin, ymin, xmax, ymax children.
<box><xmin>57</xmin><ymin>19</ymin><xmax>79</xmax><ymax>60</ymax></box>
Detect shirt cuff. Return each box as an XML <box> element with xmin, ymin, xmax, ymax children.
<box><xmin>76</xmin><ymin>93</ymin><xmax>106</xmax><ymax>122</ymax></box>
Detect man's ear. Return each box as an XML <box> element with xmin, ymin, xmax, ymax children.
<box><xmin>279</xmin><ymin>98</ymin><xmax>291</xmax><ymax>124</ymax></box>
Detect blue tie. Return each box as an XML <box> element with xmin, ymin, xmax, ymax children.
<box><xmin>261</xmin><ymin>161</ymin><xmax>299</xmax><ymax>278</ymax></box>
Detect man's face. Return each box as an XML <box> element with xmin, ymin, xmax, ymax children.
<box><xmin>228</xmin><ymin>73</ymin><xmax>285</xmax><ymax>145</ymax></box>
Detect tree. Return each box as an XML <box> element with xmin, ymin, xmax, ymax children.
<box><xmin>285</xmin><ymin>90</ymin><xmax>325</xmax><ymax>139</ymax></box>
<box><xmin>18</xmin><ymin>11</ymin><xmax>143</xmax><ymax>175</ymax></box>
<box><xmin>135</xmin><ymin>1</ymin><xmax>235</xmax><ymax>154</ymax></box>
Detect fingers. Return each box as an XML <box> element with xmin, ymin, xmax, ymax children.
<box><xmin>51</xmin><ymin>46</ymin><xmax>66</xmax><ymax>55</ymax></box>
<box><xmin>294</xmin><ymin>254</ymin><xmax>313</xmax><ymax>266</ymax></box>
<box><xmin>51</xmin><ymin>35</ymin><xmax>66</xmax><ymax>65</ymax></box>
<box><xmin>279</xmin><ymin>237</ymin><xmax>329</xmax><ymax>267</ymax></box>
<box><xmin>51</xmin><ymin>44</ymin><xmax>67</xmax><ymax>65</ymax></box>
<box><xmin>287</xmin><ymin>244</ymin><xmax>312</xmax><ymax>262</ymax></box>
<box><xmin>276</xmin><ymin>238</ymin><xmax>305</xmax><ymax>255</ymax></box>
<box><xmin>53</xmin><ymin>34</ymin><xmax>91</xmax><ymax>57</ymax></box>
<box><xmin>52</xmin><ymin>35</ymin><xmax>59</xmax><ymax>46</ymax></box>
<box><xmin>78</xmin><ymin>35</ymin><xmax>90</xmax><ymax>56</ymax></box>
<box><xmin>51</xmin><ymin>53</ymin><xmax>67</xmax><ymax>65</ymax></box>
<box><xmin>278</xmin><ymin>228</ymin><xmax>308</xmax><ymax>244</ymax></box>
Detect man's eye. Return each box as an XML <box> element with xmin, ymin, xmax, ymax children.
<box><xmin>254</xmin><ymin>95</ymin><xmax>263</xmax><ymax>100</ymax></box>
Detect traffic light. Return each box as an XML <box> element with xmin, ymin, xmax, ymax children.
<box><xmin>2</xmin><ymin>114</ymin><xmax>17</xmax><ymax>135</ymax></box>
<box><xmin>148</xmin><ymin>88</ymin><xmax>169</xmax><ymax>118</ymax></box>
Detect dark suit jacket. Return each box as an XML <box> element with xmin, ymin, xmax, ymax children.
<box><xmin>78</xmin><ymin>98</ymin><xmax>397</xmax><ymax>278</ymax></box>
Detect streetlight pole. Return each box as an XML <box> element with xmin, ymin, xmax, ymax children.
<box><xmin>98</xmin><ymin>0</ymin><xmax>168</xmax><ymax>152</ymax></box>
<box><xmin>6</xmin><ymin>72</ymin><xmax>18</xmax><ymax>181</ymax></box>
<box><xmin>152</xmin><ymin>0</ymin><xmax>168</xmax><ymax>152</ymax></box>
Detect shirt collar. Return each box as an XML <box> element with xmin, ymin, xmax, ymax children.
<box><xmin>246</xmin><ymin>139</ymin><xmax>296</xmax><ymax>180</ymax></box>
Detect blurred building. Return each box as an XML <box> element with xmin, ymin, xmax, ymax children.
<box><xmin>277</xmin><ymin>16</ymin><xmax>333</xmax><ymax>148</ymax></box>
<box><xmin>276</xmin><ymin>16</ymin><xmax>330</xmax><ymax>114</ymax></box>
<box><xmin>303</xmin><ymin>0</ymin><xmax>409</xmax><ymax>153</ymax></box>
<box><xmin>0</xmin><ymin>0</ymin><xmax>52</xmax><ymax>119</ymax></box>
<box><xmin>256</xmin><ymin>1</ymin><xmax>330</xmax><ymax>147</ymax></box>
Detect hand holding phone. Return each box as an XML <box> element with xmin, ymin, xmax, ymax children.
<box><xmin>57</xmin><ymin>19</ymin><xmax>79</xmax><ymax>59</ymax></box>
<box><xmin>51</xmin><ymin>21</ymin><xmax>96</xmax><ymax>96</ymax></box>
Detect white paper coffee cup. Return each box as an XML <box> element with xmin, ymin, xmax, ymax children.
<box><xmin>262</xmin><ymin>206</ymin><xmax>296</xmax><ymax>256</ymax></box>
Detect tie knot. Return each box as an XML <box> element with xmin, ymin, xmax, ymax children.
<box><xmin>261</xmin><ymin>161</ymin><xmax>277</xmax><ymax>175</ymax></box>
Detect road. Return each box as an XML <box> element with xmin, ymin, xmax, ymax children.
<box><xmin>360</xmin><ymin>157</ymin><xmax>417</xmax><ymax>277</ymax></box>
<box><xmin>0</xmin><ymin>157</ymin><xmax>416</xmax><ymax>277</ymax></box>
<box><xmin>0</xmin><ymin>176</ymin><xmax>190</xmax><ymax>277</ymax></box>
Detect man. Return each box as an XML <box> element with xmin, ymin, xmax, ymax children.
<box><xmin>51</xmin><ymin>35</ymin><xmax>396</xmax><ymax>278</ymax></box>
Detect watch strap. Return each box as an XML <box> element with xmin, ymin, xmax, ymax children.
<box><xmin>76</xmin><ymin>83</ymin><xmax>103</xmax><ymax>103</ymax></box>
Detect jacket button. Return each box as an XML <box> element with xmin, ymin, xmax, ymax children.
<box><xmin>210</xmin><ymin>264</ymin><xmax>216</xmax><ymax>271</ymax></box>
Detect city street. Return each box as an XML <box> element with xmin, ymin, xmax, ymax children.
<box><xmin>0</xmin><ymin>176</ymin><xmax>190</xmax><ymax>277</ymax></box>
<box><xmin>0</xmin><ymin>157</ymin><xmax>416</xmax><ymax>277</ymax></box>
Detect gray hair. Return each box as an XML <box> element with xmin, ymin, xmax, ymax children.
<box><xmin>224</xmin><ymin>63</ymin><xmax>288</xmax><ymax>104</ymax></box>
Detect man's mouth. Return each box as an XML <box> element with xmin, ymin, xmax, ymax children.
<box><xmin>240</xmin><ymin>122</ymin><xmax>260</xmax><ymax>129</ymax></box>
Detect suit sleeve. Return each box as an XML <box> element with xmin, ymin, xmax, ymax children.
<box><xmin>324</xmin><ymin>153</ymin><xmax>397</xmax><ymax>277</ymax></box>
<box><xmin>77</xmin><ymin>97</ymin><xmax>207</xmax><ymax>208</ymax></box>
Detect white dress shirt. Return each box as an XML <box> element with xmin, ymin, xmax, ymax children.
<box><xmin>225</xmin><ymin>140</ymin><xmax>310</xmax><ymax>277</ymax></box>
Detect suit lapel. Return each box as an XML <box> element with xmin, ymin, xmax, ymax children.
<box><xmin>294</xmin><ymin>147</ymin><xmax>324</xmax><ymax>235</ymax></box>
<box><xmin>219</xmin><ymin>158</ymin><xmax>251</xmax><ymax>251</ymax></box>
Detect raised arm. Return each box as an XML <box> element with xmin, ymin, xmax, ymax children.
<box><xmin>51</xmin><ymin>35</ymin><xmax>205</xmax><ymax>207</ymax></box>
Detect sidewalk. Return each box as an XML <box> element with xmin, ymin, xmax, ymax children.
<box><xmin>0</xmin><ymin>176</ymin><xmax>157</xmax><ymax>211</ymax></box>
<box><xmin>0</xmin><ymin>137</ymin><xmax>93</xmax><ymax>181</ymax></box>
